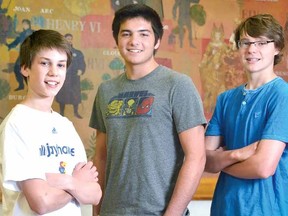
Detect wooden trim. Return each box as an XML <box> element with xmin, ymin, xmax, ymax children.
<box><xmin>193</xmin><ymin>176</ymin><xmax>218</xmax><ymax>200</ymax></box>
<box><xmin>0</xmin><ymin>177</ymin><xmax>218</xmax><ymax>203</ymax></box>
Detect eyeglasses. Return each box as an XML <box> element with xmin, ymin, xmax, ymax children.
<box><xmin>237</xmin><ymin>40</ymin><xmax>274</xmax><ymax>49</ymax></box>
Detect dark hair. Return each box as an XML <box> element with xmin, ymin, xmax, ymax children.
<box><xmin>234</xmin><ymin>14</ymin><xmax>284</xmax><ymax>65</ymax></box>
<box><xmin>20</xmin><ymin>29</ymin><xmax>72</xmax><ymax>69</ymax></box>
<box><xmin>112</xmin><ymin>4</ymin><xmax>163</xmax><ymax>46</ymax></box>
<box><xmin>22</xmin><ymin>19</ymin><xmax>31</xmax><ymax>28</ymax></box>
<box><xmin>64</xmin><ymin>33</ymin><xmax>73</xmax><ymax>38</ymax></box>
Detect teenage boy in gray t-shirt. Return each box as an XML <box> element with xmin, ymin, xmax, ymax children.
<box><xmin>90</xmin><ymin>4</ymin><xmax>206</xmax><ymax>216</ymax></box>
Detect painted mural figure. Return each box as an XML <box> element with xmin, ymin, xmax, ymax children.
<box><xmin>199</xmin><ymin>23</ymin><xmax>228</xmax><ymax>114</ymax></box>
<box><xmin>112</xmin><ymin>0</ymin><xmax>142</xmax><ymax>11</ymax></box>
<box><xmin>172</xmin><ymin>0</ymin><xmax>199</xmax><ymax>48</ymax></box>
<box><xmin>56</xmin><ymin>33</ymin><xmax>86</xmax><ymax>119</ymax></box>
<box><xmin>0</xmin><ymin>0</ymin><xmax>8</xmax><ymax>43</ymax></box>
<box><xmin>6</xmin><ymin>19</ymin><xmax>33</xmax><ymax>91</ymax></box>
<box><xmin>0</xmin><ymin>0</ymin><xmax>7</xmax><ymax>13</ymax></box>
<box><xmin>0</xmin><ymin>0</ymin><xmax>18</xmax><ymax>44</ymax></box>
<box><xmin>111</xmin><ymin>0</ymin><xmax>164</xmax><ymax>19</ymax></box>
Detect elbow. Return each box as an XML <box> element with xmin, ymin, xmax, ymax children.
<box><xmin>204</xmin><ymin>163</ymin><xmax>221</xmax><ymax>174</ymax></box>
<box><xmin>204</xmin><ymin>156</ymin><xmax>221</xmax><ymax>173</ymax></box>
<box><xmin>92</xmin><ymin>184</ymin><xmax>102</xmax><ymax>206</ymax></box>
<box><xmin>80</xmin><ymin>184</ymin><xmax>102</xmax><ymax>206</ymax></box>
<box><xmin>255</xmin><ymin>161</ymin><xmax>277</xmax><ymax>179</ymax></box>
<box><xmin>28</xmin><ymin>200</ymin><xmax>50</xmax><ymax>215</ymax></box>
<box><xmin>256</xmin><ymin>167</ymin><xmax>276</xmax><ymax>179</ymax></box>
<box><xmin>91</xmin><ymin>189</ymin><xmax>102</xmax><ymax>206</ymax></box>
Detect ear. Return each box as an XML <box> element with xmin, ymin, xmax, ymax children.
<box><xmin>154</xmin><ymin>39</ymin><xmax>161</xmax><ymax>50</ymax></box>
<box><xmin>274</xmin><ymin>49</ymin><xmax>280</xmax><ymax>56</ymax></box>
<box><xmin>21</xmin><ymin>66</ymin><xmax>29</xmax><ymax>78</ymax></box>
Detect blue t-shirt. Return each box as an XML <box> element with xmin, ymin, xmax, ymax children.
<box><xmin>206</xmin><ymin>77</ymin><xmax>288</xmax><ymax>216</ymax></box>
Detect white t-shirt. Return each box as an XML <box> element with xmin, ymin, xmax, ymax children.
<box><xmin>0</xmin><ymin>104</ymin><xmax>87</xmax><ymax>215</ymax></box>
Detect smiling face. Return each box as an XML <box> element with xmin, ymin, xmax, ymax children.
<box><xmin>117</xmin><ymin>17</ymin><xmax>160</xmax><ymax>69</ymax></box>
<box><xmin>21</xmin><ymin>48</ymin><xmax>68</xmax><ymax>100</ymax></box>
<box><xmin>239</xmin><ymin>34</ymin><xmax>279</xmax><ymax>75</ymax></box>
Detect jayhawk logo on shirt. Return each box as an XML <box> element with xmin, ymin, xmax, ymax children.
<box><xmin>59</xmin><ymin>161</ymin><xmax>67</xmax><ymax>174</ymax></box>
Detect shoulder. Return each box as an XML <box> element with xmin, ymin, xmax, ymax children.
<box><xmin>265</xmin><ymin>78</ymin><xmax>288</xmax><ymax>104</ymax></box>
<box><xmin>98</xmin><ymin>73</ymin><xmax>125</xmax><ymax>88</ymax></box>
<box><xmin>217</xmin><ymin>85</ymin><xmax>243</xmax><ymax>102</ymax></box>
<box><xmin>0</xmin><ymin>105</ymin><xmax>27</xmax><ymax>131</ymax></box>
<box><xmin>156</xmin><ymin>65</ymin><xmax>194</xmax><ymax>85</ymax></box>
<box><xmin>52</xmin><ymin>112</ymin><xmax>74</xmax><ymax>126</ymax></box>
<box><xmin>272</xmin><ymin>77</ymin><xmax>288</xmax><ymax>94</ymax></box>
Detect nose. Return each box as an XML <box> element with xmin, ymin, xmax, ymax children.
<box><xmin>48</xmin><ymin>66</ymin><xmax>58</xmax><ymax>76</ymax></box>
<box><xmin>129</xmin><ymin>34</ymin><xmax>139</xmax><ymax>46</ymax></box>
<box><xmin>247</xmin><ymin>43</ymin><xmax>258</xmax><ymax>52</ymax></box>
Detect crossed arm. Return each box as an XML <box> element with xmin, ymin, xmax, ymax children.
<box><xmin>20</xmin><ymin>161</ymin><xmax>102</xmax><ymax>215</ymax></box>
<box><xmin>205</xmin><ymin>136</ymin><xmax>285</xmax><ymax>179</ymax></box>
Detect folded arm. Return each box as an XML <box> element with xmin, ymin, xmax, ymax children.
<box><xmin>46</xmin><ymin>161</ymin><xmax>102</xmax><ymax>205</ymax></box>
<box><xmin>223</xmin><ymin>139</ymin><xmax>285</xmax><ymax>179</ymax></box>
<box><xmin>20</xmin><ymin>178</ymin><xmax>73</xmax><ymax>215</ymax></box>
<box><xmin>205</xmin><ymin>136</ymin><xmax>258</xmax><ymax>173</ymax></box>
<box><xmin>20</xmin><ymin>161</ymin><xmax>102</xmax><ymax>214</ymax></box>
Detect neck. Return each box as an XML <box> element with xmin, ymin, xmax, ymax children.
<box><xmin>21</xmin><ymin>96</ymin><xmax>54</xmax><ymax>113</ymax></box>
<box><xmin>245</xmin><ymin>73</ymin><xmax>277</xmax><ymax>90</ymax></box>
<box><xmin>125</xmin><ymin>61</ymin><xmax>159</xmax><ymax>80</ymax></box>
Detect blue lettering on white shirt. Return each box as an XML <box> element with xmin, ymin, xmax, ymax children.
<box><xmin>39</xmin><ymin>143</ymin><xmax>75</xmax><ymax>157</ymax></box>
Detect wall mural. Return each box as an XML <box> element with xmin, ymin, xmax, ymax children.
<box><xmin>0</xmin><ymin>0</ymin><xmax>288</xmax><ymax>199</ymax></box>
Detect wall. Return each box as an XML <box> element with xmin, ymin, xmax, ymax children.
<box><xmin>0</xmin><ymin>0</ymin><xmax>288</xmax><ymax>200</ymax></box>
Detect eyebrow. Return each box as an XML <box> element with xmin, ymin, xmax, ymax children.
<box><xmin>120</xmin><ymin>29</ymin><xmax>152</xmax><ymax>33</ymax></box>
<box><xmin>40</xmin><ymin>57</ymin><xmax>67</xmax><ymax>62</ymax></box>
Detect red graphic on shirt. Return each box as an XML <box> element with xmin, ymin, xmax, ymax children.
<box><xmin>136</xmin><ymin>97</ymin><xmax>154</xmax><ymax>115</ymax></box>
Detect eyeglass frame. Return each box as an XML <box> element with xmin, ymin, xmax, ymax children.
<box><xmin>237</xmin><ymin>40</ymin><xmax>275</xmax><ymax>49</ymax></box>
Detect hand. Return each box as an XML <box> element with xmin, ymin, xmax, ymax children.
<box><xmin>233</xmin><ymin>142</ymin><xmax>258</xmax><ymax>161</ymax></box>
<box><xmin>72</xmin><ymin>161</ymin><xmax>99</xmax><ymax>183</ymax></box>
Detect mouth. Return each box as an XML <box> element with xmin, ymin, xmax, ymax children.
<box><xmin>128</xmin><ymin>49</ymin><xmax>143</xmax><ymax>53</ymax></box>
<box><xmin>246</xmin><ymin>57</ymin><xmax>260</xmax><ymax>63</ymax></box>
<box><xmin>45</xmin><ymin>81</ymin><xmax>60</xmax><ymax>86</ymax></box>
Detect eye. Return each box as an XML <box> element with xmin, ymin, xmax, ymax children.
<box><xmin>243</xmin><ymin>41</ymin><xmax>251</xmax><ymax>46</ymax></box>
<box><xmin>120</xmin><ymin>32</ymin><xmax>131</xmax><ymax>37</ymax></box>
<box><xmin>140</xmin><ymin>32</ymin><xmax>149</xmax><ymax>37</ymax></box>
<box><xmin>257</xmin><ymin>41</ymin><xmax>267</xmax><ymax>46</ymax></box>
<box><xmin>57</xmin><ymin>63</ymin><xmax>66</xmax><ymax>68</ymax></box>
<box><xmin>41</xmin><ymin>61</ymin><xmax>50</xmax><ymax>67</ymax></box>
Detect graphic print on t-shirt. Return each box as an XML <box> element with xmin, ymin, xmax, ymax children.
<box><xmin>106</xmin><ymin>90</ymin><xmax>155</xmax><ymax>118</ymax></box>
<box><xmin>59</xmin><ymin>161</ymin><xmax>67</xmax><ymax>174</ymax></box>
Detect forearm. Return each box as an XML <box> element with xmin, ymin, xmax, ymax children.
<box><xmin>205</xmin><ymin>149</ymin><xmax>239</xmax><ymax>173</ymax></box>
<box><xmin>223</xmin><ymin>140</ymin><xmax>284</xmax><ymax>179</ymax></box>
<box><xmin>20</xmin><ymin>179</ymin><xmax>73</xmax><ymax>215</ymax></box>
<box><xmin>223</xmin><ymin>158</ymin><xmax>262</xmax><ymax>179</ymax></box>
<box><xmin>223</xmin><ymin>155</ymin><xmax>274</xmax><ymax>179</ymax></box>
<box><xmin>164</xmin><ymin>155</ymin><xmax>205</xmax><ymax>216</ymax></box>
<box><xmin>46</xmin><ymin>173</ymin><xmax>101</xmax><ymax>205</ymax></box>
<box><xmin>205</xmin><ymin>142</ymin><xmax>258</xmax><ymax>173</ymax></box>
<box><xmin>36</xmin><ymin>187</ymin><xmax>73</xmax><ymax>213</ymax></box>
<box><xmin>92</xmin><ymin>160</ymin><xmax>105</xmax><ymax>216</ymax></box>
<box><xmin>67</xmin><ymin>178</ymin><xmax>102</xmax><ymax>205</ymax></box>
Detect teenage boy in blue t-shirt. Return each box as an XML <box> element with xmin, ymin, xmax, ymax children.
<box><xmin>205</xmin><ymin>14</ymin><xmax>288</xmax><ymax>216</ymax></box>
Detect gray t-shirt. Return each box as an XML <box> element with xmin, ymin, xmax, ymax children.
<box><xmin>90</xmin><ymin>65</ymin><xmax>206</xmax><ymax>215</ymax></box>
